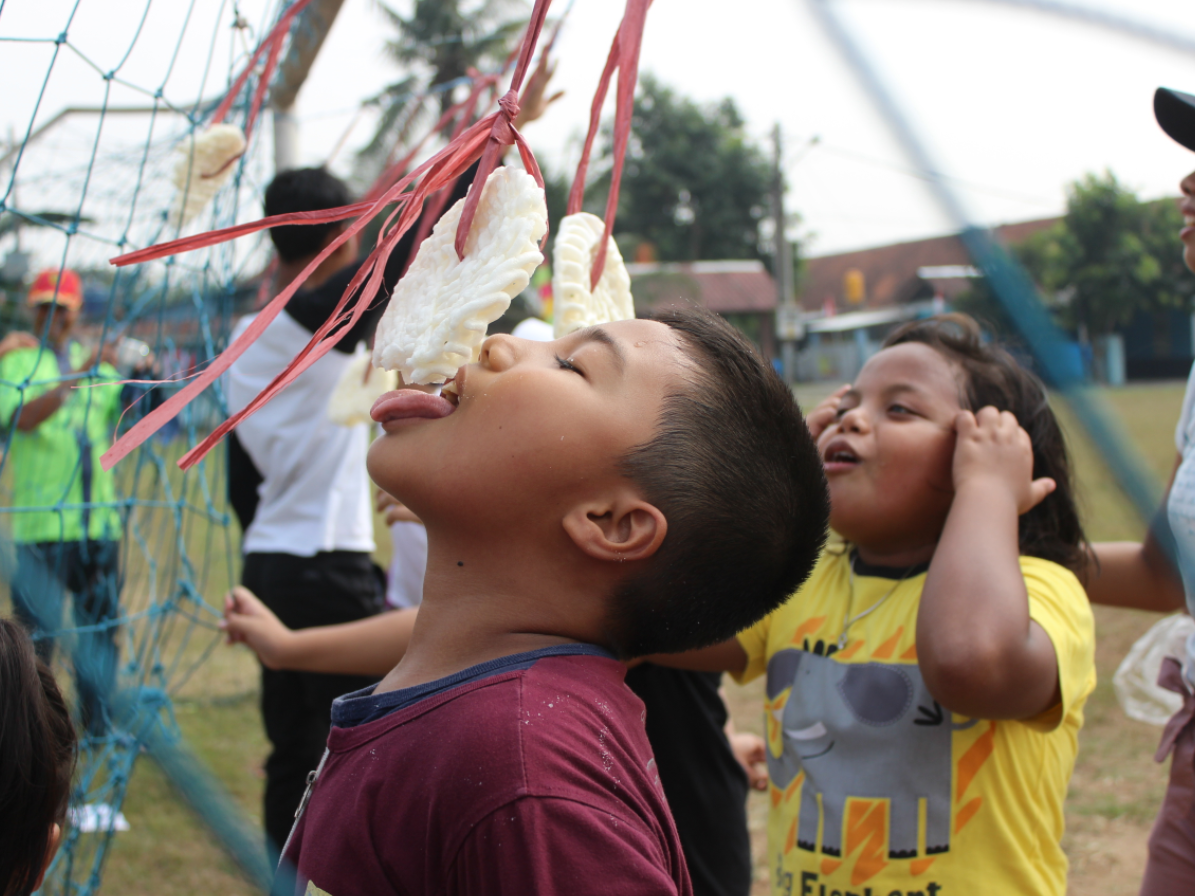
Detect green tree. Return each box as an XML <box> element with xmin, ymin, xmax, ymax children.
<box><xmin>1016</xmin><ymin>172</ymin><xmax>1194</xmax><ymax>337</ymax></box>
<box><xmin>356</xmin><ymin>0</ymin><xmax>526</xmax><ymax>182</ymax></box>
<box><xmin>599</xmin><ymin>75</ymin><xmax>774</xmax><ymax>262</ymax></box>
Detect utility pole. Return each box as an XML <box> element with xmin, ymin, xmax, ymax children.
<box><xmin>771</xmin><ymin>123</ymin><xmax>800</xmax><ymax>384</ymax></box>
<box><xmin>270</xmin><ymin>0</ymin><xmax>347</xmax><ymax>172</ymax></box>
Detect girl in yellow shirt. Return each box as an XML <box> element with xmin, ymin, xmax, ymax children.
<box><xmin>664</xmin><ymin>314</ymin><xmax>1095</xmax><ymax>896</ymax></box>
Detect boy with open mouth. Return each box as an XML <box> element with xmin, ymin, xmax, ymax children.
<box><xmin>276</xmin><ymin>309</ymin><xmax>829</xmax><ymax>895</ymax></box>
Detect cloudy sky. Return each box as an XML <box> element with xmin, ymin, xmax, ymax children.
<box><xmin>3</xmin><ymin>0</ymin><xmax>1195</xmax><ymax>259</ymax></box>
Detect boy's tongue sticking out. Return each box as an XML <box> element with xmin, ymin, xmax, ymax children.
<box><xmin>370</xmin><ymin>389</ymin><xmax>456</xmax><ymax>429</ymax></box>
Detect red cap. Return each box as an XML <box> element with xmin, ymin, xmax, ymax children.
<box><xmin>27</xmin><ymin>268</ymin><xmax>83</xmax><ymax>310</ymax></box>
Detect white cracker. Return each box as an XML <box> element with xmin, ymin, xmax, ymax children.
<box><xmin>169</xmin><ymin>124</ymin><xmax>246</xmax><ymax>227</ymax></box>
<box><xmin>372</xmin><ymin>166</ymin><xmax>547</xmax><ymax>384</ymax></box>
<box><xmin>551</xmin><ymin>212</ymin><xmax>634</xmax><ymax>338</ymax></box>
<box><xmin>327</xmin><ymin>352</ymin><xmax>398</xmax><ymax>426</ymax></box>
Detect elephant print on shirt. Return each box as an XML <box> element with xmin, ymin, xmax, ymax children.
<box><xmin>765</xmin><ymin>647</ymin><xmax>976</xmax><ymax>860</ymax></box>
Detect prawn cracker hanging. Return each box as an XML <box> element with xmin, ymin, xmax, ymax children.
<box><xmin>169</xmin><ymin>124</ymin><xmax>247</xmax><ymax>227</ymax></box>
<box><xmin>551</xmin><ymin>212</ymin><xmax>634</xmax><ymax>338</ymax></box>
<box><xmin>372</xmin><ymin>166</ymin><xmax>548</xmax><ymax>384</ymax></box>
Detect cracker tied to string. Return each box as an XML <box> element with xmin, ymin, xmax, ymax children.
<box><xmin>327</xmin><ymin>353</ymin><xmax>399</xmax><ymax>427</ymax></box>
<box><xmin>98</xmin><ymin>0</ymin><xmax>655</xmax><ymax>473</ymax></box>
<box><xmin>373</xmin><ymin>166</ymin><xmax>548</xmax><ymax>384</ymax></box>
<box><xmin>169</xmin><ymin>125</ymin><xmax>247</xmax><ymax>227</ymax></box>
<box><xmin>552</xmin><ymin>212</ymin><xmax>634</xmax><ymax>338</ymax></box>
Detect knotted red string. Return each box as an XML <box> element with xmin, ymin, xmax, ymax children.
<box><xmin>566</xmin><ymin>0</ymin><xmax>651</xmax><ymax>290</ymax></box>
<box><xmin>453</xmin><ymin>0</ymin><xmax>555</xmax><ymax>259</ymax></box>
<box><xmin>400</xmin><ymin>68</ymin><xmax>499</xmax><ymax>273</ymax></box>
<box><xmin>101</xmin><ymin>0</ymin><xmax>557</xmax><ymax>472</ymax></box>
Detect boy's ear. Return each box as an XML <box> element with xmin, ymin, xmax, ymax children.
<box><xmin>562</xmin><ymin>491</ymin><xmax>667</xmax><ymax>564</ymax></box>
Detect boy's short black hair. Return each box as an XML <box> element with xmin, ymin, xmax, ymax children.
<box><xmin>605</xmin><ymin>307</ymin><xmax>829</xmax><ymax>658</ymax></box>
<box><xmin>264</xmin><ymin>167</ymin><xmax>354</xmax><ymax>262</ymax></box>
<box><xmin>1</xmin><ymin>619</ymin><xmax>76</xmax><ymax>896</ymax></box>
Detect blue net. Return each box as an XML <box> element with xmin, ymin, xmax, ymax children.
<box><xmin>2</xmin><ymin>1</ymin><xmax>1189</xmax><ymax>894</ymax></box>
<box><xmin>0</xmin><ymin>1</ymin><xmax>296</xmax><ymax>892</ymax></box>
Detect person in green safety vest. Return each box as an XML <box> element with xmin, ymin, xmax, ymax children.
<box><xmin>0</xmin><ymin>268</ymin><xmax>149</xmax><ymax>737</ymax></box>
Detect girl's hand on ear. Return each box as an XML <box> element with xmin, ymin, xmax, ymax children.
<box><xmin>806</xmin><ymin>384</ymin><xmax>850</xmax><ymax>441</ymax></box>
<box><xmin>952</xmin><ymin>406</ymin><xmax>1055</xmax><ymax>515</ymax></box>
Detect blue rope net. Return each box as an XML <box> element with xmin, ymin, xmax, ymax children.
<box><xmin>1</xmin><ymin>0</ymin><xmax>1184</xmax><ymax>893</ymax></box>
<box><xmin>0</xmin><ymin>2</ymin><xmax>301</xmax><ymax>892</ymax></box>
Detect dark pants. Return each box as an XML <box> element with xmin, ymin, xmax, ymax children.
<box><xmin>626</xmin><ymin>665</ymin><xmax>753</xmax><ymax>896</ymax></box>
<box><xmin>242</xmin><ymin>551</ymin><xmax>383</xmax><ymax>857</ymax></box>
<box><xmin>10</xmin><ymin>540</ymin><xmax>121</xmax><ymax>737</ymax></box>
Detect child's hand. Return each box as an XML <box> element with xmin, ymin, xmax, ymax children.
<box><xmin>728</xmin><ymin>731</ymin><xmax>769</xmax><ymax>791</ymax></box>
<box><xmin>220</xmin><ymin>585</ymin><xmax>294</xmax><ymax>670</ymax></box>
<box><xmin>952</xmin><ymin>407</ymin><xmax>1055</xmax><ymax>515</ymax></box>
<box><xmin>805</xmin><ymin>384</ymin><xmax>850</xmax><ymax>441</ymax></box>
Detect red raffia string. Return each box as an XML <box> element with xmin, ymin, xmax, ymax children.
<box><xmin>400</xmin><ymin>68</ymin><xmax>499</xmax><ymax>274</ymax></box>
<box><xmin>452</xmin><ymin>0</ymin><xmax>554</xmax><ymax>260</ymax></box>
<box><xmin>254</xmin><ymin>257</ymin><xmax>279</xmax><ymax>309</ymax></box>
<box><xmin>565</xmin><ymin>0</ymin><xmax>651</xmax><ymax>290</ymax></box>
<box><xmin>396</xmin><ymin>19</ymin><xmax>567</xmax><ymax>269</ymax></box>
<box><xmin>101</xmin><ymin>0</ymin><xmax>557</xmax><ymax>473</ymax></box>
<box><xmin>363</xmin><ymin>70</ymin><xmax>500</xmax><ymax>205</ymax></box>
<box><xmin>211</xmin><ymin>0</ymin><xmax>318</xmax><ymax>142</ymax></box>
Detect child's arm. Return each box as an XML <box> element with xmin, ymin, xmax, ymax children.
<box><xmin>643</xmin><ymin>638</ymin><xmax>748</xmax><ymax>675</ymax></box>
<box><xmin>1085</xmin><ymin>454</ymin><xmax>1186</xmax><ymax>612</ymax></box>
<box><xmin>916</xmin><ymin>407</ymin><xmax>1062</xmax><ymax>721</ymax></box>
<box><xmin>221</xmin><ymin>586</ymin><xmax>414</xmax><ymax>676</ymax></box>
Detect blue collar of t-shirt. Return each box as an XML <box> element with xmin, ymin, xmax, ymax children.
<box><xmin>331</xmin><ymin>643</ymin><xmax>615</xmax><ymax>729</ymax></box>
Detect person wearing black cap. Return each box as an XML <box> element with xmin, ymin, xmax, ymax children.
<box><xmin>1086</xmin><ymin>87</ymin><xmax>1195</xmax><ymax>894</ymax></box>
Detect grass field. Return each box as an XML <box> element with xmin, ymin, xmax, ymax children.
<box><xmin>9</xmin><ymin>381</ymin><xmax>1190</xmax><ymax>895</ymax></box>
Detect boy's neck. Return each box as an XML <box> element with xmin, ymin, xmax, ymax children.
<box><xmin>277</xmin><ymin>252</ymin><xmax>352</xmax><ymax>292</ymax></box>
<box><xmin>373</xmin><ymin>535</ymin><xmax>611</xmax><ymax>695</ymax></box>
<box><xmin>852</xmin><ymin>540</ymin><xmax>937</xmax><ymax>570</ymax></box>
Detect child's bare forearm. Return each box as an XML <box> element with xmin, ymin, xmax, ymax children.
<box><xmin>645</xmin><ymin>638</ymin><xmax>748</xmax><ymax>676</ymax></box>
<box><xmin>917</xmin><ymin>480</ymin><xmax>1059</xmax><ymax>720</ymax></box>
<box><xmin>1086</xmin><ymin>541</ymin><xmax>1186</xmax><ymax>611</ymax></box>
<box><xmin>287</xmin><ymin>609</ymin><xmax>418</xmax><ymax>676</ymax></box>
<box><xmin>1086</xmin><ymin>454</ymin><xmax>1186</xmax><ymax>612</ymax></box>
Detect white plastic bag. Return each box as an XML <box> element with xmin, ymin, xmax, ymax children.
<box><xmin>1113</xmin><ymin>613</ymin><xmax>1195</xmax><ymax>726</ymax></box>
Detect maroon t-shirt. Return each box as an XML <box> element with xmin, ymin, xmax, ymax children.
<box><xmin>283</xmin><ymin>652</ymin><xmax>693</xmax><ymax>896</ymax></box>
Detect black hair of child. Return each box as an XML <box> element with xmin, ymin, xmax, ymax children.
<box><xmin>607</xmin><ymin>306</ymin><xmax>830</xmax><ymax>658</ymax></box>
<box><xmin>883</xmin><ymin>313</ymin><xmax>1087</xmax><ymax>572</ymax></box>
<box><xmin>264</xmin><ymin>167</ymin><xmax>354</xmax><ymax>262</ymax></box>
<box><xmin>0</xmin><ymin>618</ymin><xmax>76</xmax><ymax>896</ymax></box>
